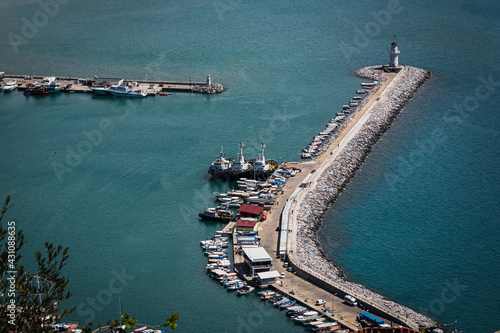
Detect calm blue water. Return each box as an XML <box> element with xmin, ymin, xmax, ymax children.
<box><xmin>1</xmin><ymin>1</ymin><xmax>499</xmax><ymax>332</ymax></box>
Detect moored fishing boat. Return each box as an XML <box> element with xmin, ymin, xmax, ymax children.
<box><xmin>209</xmin><ymin>146</ymin><xmax>232</xmax><ymax>173</ymax></box>
<box><xmin>236</xmin><ymin>286</ymin><xmax>255</xmax><ymax>295</ymax></box>
<box><xmin>291</xmin><ymin>311</ymin><xmax>318</xmax><ymax>321</ymax></box>
<box><xmin>198</xmin><ymin>207</ymin><xmax>234</xmax><ymax>221</ymax></box>
<box><xmin>279</xmin><ymin>300</ymin><xmax>296</xmax><ymax>308</ymax></box>
<box><xmin>311</xmin><ymin>322</ymin><xmax>340</xmax><ymax>332</ymax></box>
<box><xmin>361</xmin><ymin>82</ymin><xmax>376</xmax><ymax>89</ymax></box>
<box><xmin>24</xmin><ymin>77</ymin><xmax>60</xmax><ymax>95</ymax></box>
<box><xmin>48</xmin><ymin>323</ymin><xmax>79</xmax><ymax>332</ymax></box>
<box><xmin>286</xmin><ymin>306</ymin><xmax>306</xmax><ymax>317</ymax></box>
<box><xmin>208</xmin><ymin>142</ymin><xmax>278</xmax><ymax>181</ymax></box>
<box><xmin>2</xmin><ymin>80</ymin><xmax>18</xmax><ymax>91</ymax></box>
<box><xmin>91</xmin><ymin>79</ymin><xmax>147</xmax><ymax>97</ymax></box>
<box><xmin>273</xmin><ymin>297</ymin><xmax>290</xmax><ymax>306</ymax></box>
<box><xmin>226</xmin><ymin>281</ymin><xmax>247</xmax><ymax>290</ymax></box>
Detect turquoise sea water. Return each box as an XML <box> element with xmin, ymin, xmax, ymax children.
<box><xmin>0</xmin><ymin>1</ymin><xmax>499</xmax><ymax>332</ymax></box>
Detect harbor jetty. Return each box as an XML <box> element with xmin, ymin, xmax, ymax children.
<box><xmin>0</xmin><ymin>72</ymin><xmax>226</xmax><ymax>95</ymax></box>
<box><xmin>285</xmin><ymin>65</ymin><xmax>434</xmax><ymax>330</ymax></box>
<box><xmin>201</xmin><ymin>43</ymin><xmax>439</xmax><ymax>332</ymax></box>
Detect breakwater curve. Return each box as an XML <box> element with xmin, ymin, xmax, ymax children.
<box><xmin>287</xmin><ymin>65</ymin><xmax>436</xmax><ymax>330</ymax></box>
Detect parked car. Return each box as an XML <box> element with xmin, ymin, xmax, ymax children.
<box><xmin>316</xmin><ymin>299</ymin><xmax>326</xmax><ymax>305</ymax></box>
<box><xmin>344</xmin><ymin>295</ymin><xmax>357</xmax><ymax>306</ymax></box>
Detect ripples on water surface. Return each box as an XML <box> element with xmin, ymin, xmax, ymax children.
<box><xmin>0</xmin><ymin>1</ymin><xmax>499</xmax><ymax>332</ymax></box>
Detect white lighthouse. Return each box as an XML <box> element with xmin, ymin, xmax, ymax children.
<box><xmin>206</xmin><ymin>74</ymin><xmax>211</xmax><ymax>86</ymax></box>
<box><xmin>389</xmin><ymin>41</ymin><xmax>400</xmax><ymax>67</ymax></box>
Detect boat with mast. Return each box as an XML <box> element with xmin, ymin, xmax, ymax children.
<box><xmin>91</xmin><ymin>79</ymin><xmax>147</xmax><ymax>97</ymax></box>
<box><xmin>230</xmin><ymin>142</ymin><xmax>250</xmax><ymax>174</ymax></box>
<box><xmin>23</xmin><ymin>77</ymin><xmax>61</xmax><ymax>95</ymax></box>
<box><xmin>209</xmin><ymin>146</ymin><xmax>232</xmax><ymax>173</ymax></box>
<box><xmin>253</xmin><ymin>142</ymin><xmax>270</xmax><ymax>173</ymax></box>
<box><xmin>208</xmin><ymin>142</ymin><xmax>277</xmax><ymax>181</ymax></box>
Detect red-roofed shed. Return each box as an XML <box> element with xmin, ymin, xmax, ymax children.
<box><xmin>235</xmin><ymin>220</ymin><xmax>258</xmax><ymax>228</ymax></box>
<box><xmin>234</xmin><ymin>220</ymin><xmax>258</xmax><ymax>232</ymax></box>
<box><xmin>238</xmin><ymin>204</ymin><xmax>264</xmax><ymax>218</ymax></box>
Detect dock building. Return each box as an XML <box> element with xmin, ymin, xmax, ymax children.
<box><xmin>238</xmin><ymin>204</ymin><xmax>264</xmax><ymax>219</ymax></box>
<box><xmin>242</xmin><ymin>246</ymin><xmax>273</xmax><ymax>276</ymax></box>
<box><xmin>234</xmin><ymin>220</ymin><xmax>259</xmax><ymax>233</ymax></box>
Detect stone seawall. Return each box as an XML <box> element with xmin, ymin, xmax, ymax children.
<box><xmin>291</xmin><ymin>65</ymin><xmax>435</xmax><ymax>329</ymax></box>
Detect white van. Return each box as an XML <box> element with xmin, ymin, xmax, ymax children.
<box><xmin>344</xmin><ymin>295</ymin><xmax>357</xmax><ymax>306</ymax></box>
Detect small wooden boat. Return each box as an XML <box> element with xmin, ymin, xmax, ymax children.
<box><xmin>227</xmin><ymin>281</ymin><xmax>247</xmax><ymax>290</ymax></box>
<box><xmin>237</xmin><ymin>286</ymin><xmax>255</xmax><ymax>295</ymax></box>
<box><xmin>279</xmin><ymin>300</ymin><xmax>296</xmax><ymax>308</ymax></box>
<box><xmin>159</xmin><ymin>92</ymin><xmax>171</xmax><ymax>96</ymax></box>
<box><xmin>273</xmin><ymin>297</ymin><xmax>290</xmax><ymax>306</ymax></box>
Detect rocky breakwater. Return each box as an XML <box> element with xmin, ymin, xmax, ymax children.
<box><xmin>191</xmin><ymin>82</ymin><xmax>227</xmax><ymax>94</ymax></box>
<box><xmin>294</xmin><ymin>66</ymin><xmax>436</xmax><ymax>329</ymax></box>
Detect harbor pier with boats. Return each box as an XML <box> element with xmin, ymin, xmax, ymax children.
<box><xmin>0</xmin><ymin>72</ymin><xmax>226</xmax><ymax>96</ymax></box>
<box><xmin>281</xmin><ymin>65</ymin><xmax>435</xmax><ymax>331</ymax></box>
<box><xmin>200</xmin><ymin>64</ymin><xmax>439</xmax><ymax>332</ymax></box>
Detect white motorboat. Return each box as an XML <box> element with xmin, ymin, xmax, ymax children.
<box><xmin>245</xmin><ymin>191</ymin><xmax>275</xmax><ymax>204</ymax></box>
<box><xmin>91</xmin><ymin>79</ymin><xmax>147</xmax><ymax>97</ymax></box>
<box><xmin>2</xmin><ymin>80</ymin><xmax>18</xmax><ymax>91</ymax></box>
<box><xmin>301</xmin><ymin>152</ymin><xmax>312</xmax><ymax>159</ymax></box>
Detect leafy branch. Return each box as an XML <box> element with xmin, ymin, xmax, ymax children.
<box><xmin>85</xmin><ymin>313</ymin><xmax>179</xmax><ymax>332</ymax></box>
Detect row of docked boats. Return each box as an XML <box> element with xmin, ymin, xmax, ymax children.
<box><xmin>301</xmin><ymin>81</ymin><xmax>374</xmax><ymax>159</ymax></box>
<box><xmin>257</xmin><ymin>290</ymin><xmax>345</xmax><ymax>332</ymax></box>
<box><xmin>45</xmin><ymin>323</ymin><xmax>80</xmax><ymax>332</ymax></box>
<box><xmin>209</xmin><ymin>166</ymin><xmax>299</xmax><ymax>211</ymax></box>
<box><xmin>1</xmin><ymin>77</ymin><xmax>149</xmax><ymax>97</ymax></box>
<box><xmin>7</xmin><ymin>76</ymin><xmax>76</xmax><ymax>95</ymax></box>
<box><xmin>201</xmin><ymin>232</ymin><xmax>257</xmax><ymax>294</ymax></box>
<box><xmin>208</xmin><ymin>142</ymin><xmax>278</xmax><ymax>181</ymax></box>
<box><xmin>218</xmin><ymin>189</ymin><xmax>276</xmax><ymax>206</ymax></box>
<box><xmin>23</xmin><ymin>77</ymin><xmax>61</xmax><ymax>95</ymax></box>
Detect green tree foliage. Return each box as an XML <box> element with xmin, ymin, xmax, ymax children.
<box><xmin>82</xmin><ymin>313</ymin><xmax>179</xmax><ymax>332</ymax></box>
<box><xmin>1</xmin><ymin>196</ymin><xmax>179</xmax><ymax>332</ymax></box>
<box><xmin>0</xmin><ymin>195</ymin><xmax>75</xmax><ymax>332</ymax></box>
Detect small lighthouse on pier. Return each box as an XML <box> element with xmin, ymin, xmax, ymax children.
<box><xmin>206</xmin><ymin>74</ymin><xmax>212</xmax><ymax>86</ymax></box>
<box><xmin>389</xmin><ymin>41</ymin><xmax>400</xmax><ymax>67</ymax></box>
<box><xmin>383</xmin><ymin>40</ymin><xmax>402</xmax><ymax>72</ymax></box>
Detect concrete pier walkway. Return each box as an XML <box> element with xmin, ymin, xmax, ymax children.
<box><xmin>259</xmin><ymin>69</ymin><xmax>400</xmax><ymax>331</ymax></box>
<box><xmin>259</xmin><ymin>65</ymin><xmax>435</xmax><ymax>331</ymax></box>
<box><xmin>1</xmin><ymin>73</ymin><xmax>226</xmax><ymax>95</ymax></box>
